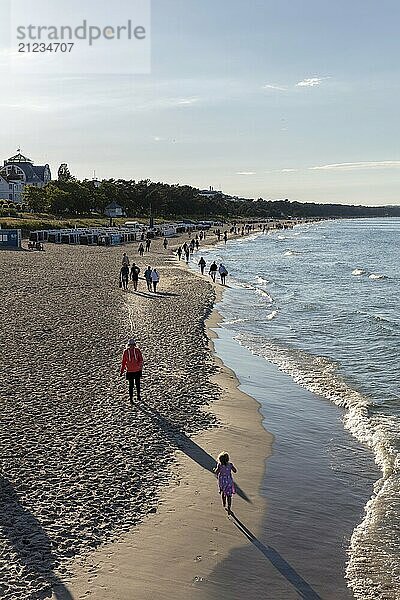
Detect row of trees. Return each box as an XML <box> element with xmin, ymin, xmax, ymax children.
<box><xmin>22</xmin><ymin>177</ymin><xmax>400</xmax><ymax>219</ymax></box>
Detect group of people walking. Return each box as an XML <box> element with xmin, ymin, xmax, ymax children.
<box><xmin>118</xmin><ymin>233</ymin><xmax>238</xmax><ymax>516</ymax></box>
<box><xmin>120</xmin><ymin>253</ymin><xmax>160</xmax><ymax>293</ymax></box>
<box><xmin>138</xmin><ymin>239</ymin><xmax>152</xmax><ymax>256</ymax></box>
<box><xmin>198</xmin><ymin>258</ymin><xmax>228</xmax><ymax>285</ymax></box>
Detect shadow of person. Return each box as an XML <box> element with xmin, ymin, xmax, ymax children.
<box><xmin>142</xmin><ymin>406</ymin><xmax>250</xmax><ymax>503</ymax></box>
<box><xmin>0</xmin><ymin>476</ymin><xmax>74</xmax><ymax>600</ymax></box>
<box><xmin>153</xmin><ymin>291</ymin><xmax>181</xmax><ymax>297</ymax></box>
<box><xmin>133</xmin><ymin>291</ymin><xmax>180</xmax><ymax>299</ymax></box>
<box><xmin>131</xmin><ymin>291</ymin><xmax>158</xmax><ymax>299</ymax></box>
<box><xmin>230</xmin><ymin>512</ymin><xmax>322</xmax><ymax>600</ymax></box>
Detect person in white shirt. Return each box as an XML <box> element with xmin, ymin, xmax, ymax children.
<box><xmin>151</xmin><ymin>268</ymin><xmax>160</xmax><ymax>293</ymax></box>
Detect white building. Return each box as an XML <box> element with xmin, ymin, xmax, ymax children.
<box><xmin>0</xmin><ymin>174</ymin><xmax>24</xmax><ymax>204</ymax></box>
<box><xmin>198</xmin><ymin>186</ymin><xmax>238</xmax><ymax>201</ymax></box>
<box><xmin>0</xmin><ymin>175</ymin><xmax>10</xmax><ymax>201</ymax></box>
<box><xmin>104</xmin><ymin>201</ymin><xmax>125</xmax><ymax>218</ymax></box>
<box><xmin>0</xmin><ymin>150</ymin><xmax>51</xmax><ymax>205</ymax></box>
<box><xmin>198</xmin><ymin>186</ymin><xmax>223</xmax><ymax>198</ymax></box>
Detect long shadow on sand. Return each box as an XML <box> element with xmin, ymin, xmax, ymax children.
<box><xmin>0</xmin><ymin>477</ymin><xmax>74</xmax><ymax>600</ymax></box>
<box><xmin>142</xmin><ymin>406</ymin><xmax>250</xmax><ymax>503</ymax></box>
<box><xmin>132</xmin><ymin>290</ymin><xmax>181</xmax><ymax>299</ymax></box>
<box><xmin>231</xmin><ymin>512</ymin><xmax>322</xmax><ymax>600</ymax></box>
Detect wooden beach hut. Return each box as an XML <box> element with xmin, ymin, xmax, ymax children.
<box><xmin>0</xmin><ymin>228</ymin><xmax>22</xmax><ymax>249</ymax></box>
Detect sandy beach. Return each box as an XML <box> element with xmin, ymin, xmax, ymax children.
<box><xmin>0</xmin><ymin>233</ymin><xmax>272</xmax><ymax>600</ymax></box>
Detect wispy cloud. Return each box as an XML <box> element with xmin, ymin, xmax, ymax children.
<box><xmin>0</xmin><ymin>100</ymin><xmax>57</xmax><ymax>113</ymax></box>
<box><xmin>296</xmin><ymin>77</ymin><xmax>330</xmax><ymax>87</ymax></box>
<box><xmin>236</xmin><ymin>171</ymin><xmax>256</xmax><ymax>175</ymax></box>
<box><xmin>261</xmin><ymin>76</ymin><xmax>330</xmax><ymax>94</ymax></box>
<box><xmin>265</xmin><ymin>168</ymin><xmax>298</xmax><ymax>174</ymax></box>
<box><xmin>0</xmin><ymin>94</ymin><xmax>201</xmax><ymax>115</ymax></box>
<box><xmin>262</xmin><ymin>84</ymin><xmax>287</xmax><ymax>91</ymax></box>
<box><xmin>310</xmin><ymin>161</ymin><xmax>400</xmax><ymax>171</ymax></box>
<box><xmin>173</xmin><ymin>97</ymin><xmax>199</xmax><ymax>106</ymax></box>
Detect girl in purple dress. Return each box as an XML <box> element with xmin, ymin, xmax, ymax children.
<box><xmin>214</xmin><ymin>451</ymin><xmax>237</xmax><ymax>515</ymax></box>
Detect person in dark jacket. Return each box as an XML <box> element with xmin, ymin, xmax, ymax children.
<box><xmin>209</xmin><ymin>261</ymin><xmax>218</xmax><ymax>282</ymax></box>
<box><xmin>130</xmin><ymin>263</ymin><xmax>140</xmax><ymax>291</ymax></box>
<box><xmin>120</xmin><ymin>265</ymin><xmax>129</xmax><ymax>290</ymax></box>
<box><xmin>144</xmin><ymin>266</ymin><xmax>152</xmax><ymax>292</ymax></box>
<box><xmin>198</xmin><ymin>257</ymin><xmax>206</xmax><ymax>275</ymax></box>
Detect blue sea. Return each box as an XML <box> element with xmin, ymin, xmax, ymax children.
<box><xmin>191</xmin><ymin>218</ymin><xmax>400</xmax><ymax>599</ymax></box>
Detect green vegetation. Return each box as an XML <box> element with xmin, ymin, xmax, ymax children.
<box><xmin>1</xmin><ymin>178</ymin><xmax>398</xmax><ymax>233</ymax></box>
<box><xmin>0</xmin><ymin>214</ymin><xmax>129</xmax><ymax>234</ymax></box>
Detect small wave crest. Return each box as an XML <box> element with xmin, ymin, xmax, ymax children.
<box><xmin>236</xmin><ymin>281</ymin><xmax>273</xmax><ymax>302</ymax></box>
<box><xmin>266</xmin><ymin>310</ymin><xmax>278</xmax><ymax>320</ymax></box>
<box><xmin>351</xmin><ymin>269</ymin><xmax>387</xmax><ymax>280</ymax></box>
<box><xmin>255</xmin><ymin>288</ymin><xmax>274</xmax><ymax>301</ymax></box>
<box><xmin>223</xmin><ymin>318</ymin><xmax>246</xmax><ymax>325</ymax></box>
<box><xmin>256</xmin><ymin>275</ymin><xmax>269</xmax><ymax>285</ymax></box>
<box><xmin>369</xmin><ymin>273</ymin><xmax>387</xmax><ymax>280</ymax></box>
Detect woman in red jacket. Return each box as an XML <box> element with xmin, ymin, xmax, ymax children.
<box><xmin>120</xmin><ymin>339</ymin><xmax>143</xmax><ymax>404</ymax></box>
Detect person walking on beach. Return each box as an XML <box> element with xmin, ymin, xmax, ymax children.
<box><xmin>120</xmin><ymin>339</ymin><xmax>143</xmax><ymax>404</ymax></box>
<box><xmin>219</xmin><ymin>263</ymin><xmax>228</xmax><ymax>285</ymax></box>
<box><xmin>177</xmin><ymin>246</ymin><xmax>182</xmax><ymax>260</ymax></box>
<box><xmin>163</xmin><ymin>238</ymin><xmax>168</xmax><ymax>250</ymax></box>
<box><xmin>144</xmin><ymin>266</ymin><xmax>152</xmax><ymax>292</ymax></box>
<box><xmin>151</xmin><ymin>268</ymin><xmax>160</xmax><ymax>293</ymax></box>
<box><xmin>214</xmin><ymin>452</ymin><xmax>237</xmax><ymax>515</ymax></box>
<box><xmin>130</xmin><ymin>263</ymin><xmax>140</xmax><ymax>291</ymax></box>
<box><xmin>209</xmin><ymin>261</ymin><xmax>218</xmax><ymax>282</ymax></box>
<box><xmin>138</xmin><ymin>243</ymin><xmax>145</xmax><ymax>257</ymax></box>
<box><xmin>198</xmin><ymin>257</ymin><xmax>206</xmax><ymax>275</ymax></box>
<box><xmin>223</xmin><ymin>231</ymin><xmax>228</xmax><ymax>244</ymax></box>
<box><xmin>122</xmin><ymin>252</ymin><xmax>130</xmax><ymax>267</ymax></box>
<box><xmin>145</xmin><ymin>239</ymin><xmax>151</xmax><ymax>252</ymax></box>
<box><xmin>120</xmin><ymin>264</ymin><xmax>129</xmax><ymax>291</ymax></box>
<box><xmin>185</xmin><ymin>247</ymin><xmax>190</xmax><ymax>263</ymax></box>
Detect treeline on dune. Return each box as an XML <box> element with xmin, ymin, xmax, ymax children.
<box><xmin>19</xmin><ymin>176</ymin><xmax>400</xmax><ymax>219</ymax></box>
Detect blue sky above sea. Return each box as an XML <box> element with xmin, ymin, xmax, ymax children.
<box><xmin>0</xmin><ymin>0</ymin><xmax>399</xmax><ymax>205</ymax></box>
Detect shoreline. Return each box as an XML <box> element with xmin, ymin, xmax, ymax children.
<box><xmin>64</xmin><ymin>262</ymin><xmax>273</xmax><ymax>599</ymax></box>
<box><xmin>187</xmin><ymin>227</ymin><xmax>382</xmax><ymax>599</ymax></box>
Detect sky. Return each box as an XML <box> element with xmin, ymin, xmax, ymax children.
<box><xmin>0</xmin><ymin>0</ymin><xmax>399</xmax><ymax>205</ymax></box>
